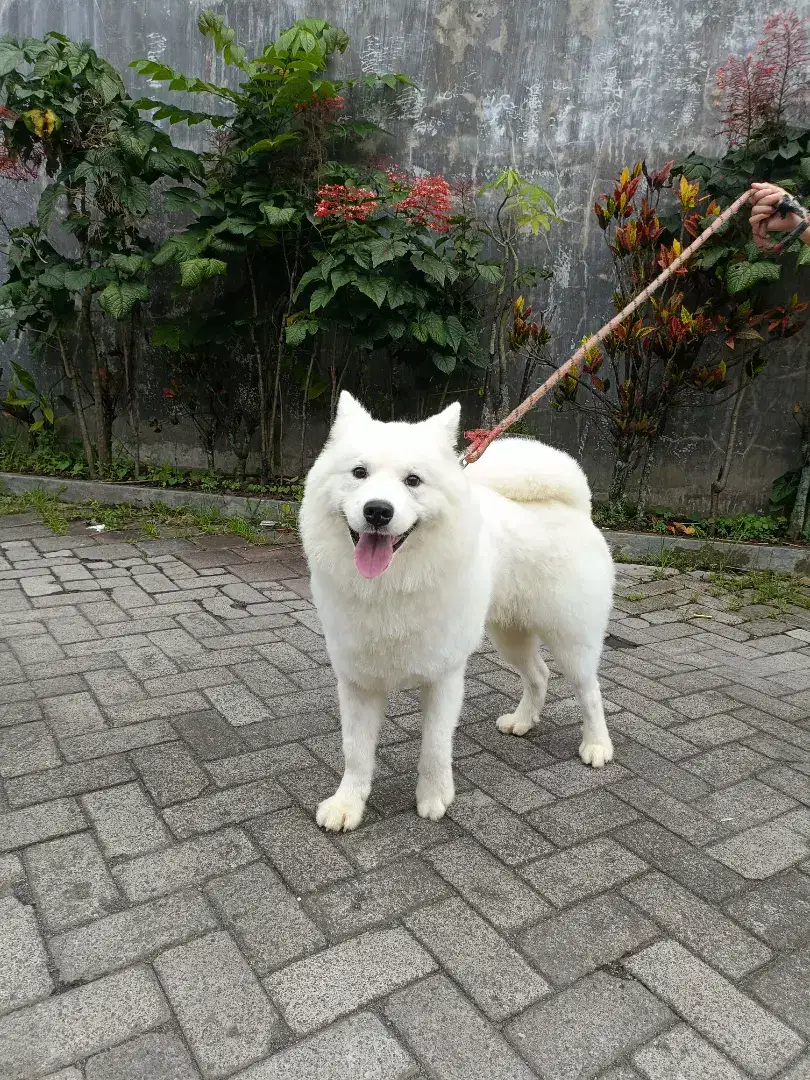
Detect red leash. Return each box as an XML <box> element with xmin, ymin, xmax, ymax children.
<box><xmin>462</xmin><ymin>187</ymin><xmax>758</xmax><ymax>465</ymax></box>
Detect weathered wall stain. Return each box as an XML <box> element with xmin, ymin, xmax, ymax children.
<box><xmin>2</xmin><ymin>0</ymin><xmax>810</xmax><ymax>509</ymax></box>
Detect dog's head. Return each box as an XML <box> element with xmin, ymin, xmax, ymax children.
<box><xmin>301</xmin><ymin>392</ymin><xmax>466</xmax><ymax>579</ymax></box>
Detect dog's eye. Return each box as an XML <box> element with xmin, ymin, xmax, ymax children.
<box><xmin>404</xmin><ymin>474</ymin><xmax>421</xmax><ymax>488</ymax></box>
<box><xmin>352</xmin><ymin>466</ymin><xmax>368</xmax><ymax>480</ymax></box>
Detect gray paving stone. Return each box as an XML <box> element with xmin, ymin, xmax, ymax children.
<box><xmin>50</xmin><ymin>888</ymin><xmax>218</xmax><ymax>984</ymax></box>
<box><xmin>205</xmin><ymin>861</ymin><xmax>325</xmax><ymax>975</ymax></box>
<box><xmin>531</xmin><ymin>757</ymin><xmax>631</xmax><ymax>797</ymax></box>
<box><xmin>130</xmin><ymin>741</ymin><xmax>211</xmax><ymax>806</ymax></box>
<box><xmin>0</xmin><ymin>794</ymin><xmax>86</xmax><ymax>851</ymax></box>
<box><xmin>759</xmin><ymin>764</ymin><xmax>810</xmax><ymax>805</ymax></box>
<box><xmin>0</xmin><ymin>966</ymin><xmax>170</xmax><ymax>1080</ymax></box>
<box><xmin>304</xmin><ymin>856</ymin><xmax>448</xmax><ymax>941</ymax></box>
<box><xmin>204</xmin><ymin>682</ymin><xmax>273</xmax><ymax>725</ymax></box>
<box><xmin>709</xmin><ymin>820</ymin><xmax>810</xmax><ymax>879</ymax></box>
<box><xmin>0</xmin><ymin>721</ymin><xmax>60</xmax><ymax>777</ymax></box>
<box><xmin>519</xmin><ymin>836</ymin><xmax>647</xmax><ymax>907</ymax></box>
<box><xmin>112</xmin><ymin>826</ymin><xmax>257</xmax><ymax>902</ymax></box>
<box><xmin>0</xmin><ymin>852</ymin><xmax>24</xmax><ymax>896</ymax></box>
<box><xmin>724</xmin><ymin>870</ymin><xmax>810</xmax><ymax>948</ymax></box>
<box><xmin>696</xmin><ymin>778</ymin><xmax>799</xmax><ymax>831</ymax></box>
<box><xmin>625</xmin><ymin>939</ymin><xmax>805</xmax><ymax>1078</ymax></box>
<box><xmin>445</xmin><ymin>788</ymin><xmax>552</xmax><ymax>865</ymax></box>
<box><xmin>614</xmin><ymin>743</ymin><xmax>711</xmax><ymax>800</ymax></box>
<box><xmin>163</xmin><ymin>779</ymin><xmax>291</xmax><ymax>838</ymax></box>
<box><xmin>84</xmin><ymin>667</ymin><xmax>147</xmax><ymax>705</ymax></box>
<box><xmin>83</xmin><ymin>782</ymin><xmax>171</xmax><ymax>858</ymax></box>
<box><xmin>171</xmin><ymin>710</ymin><xmax>248</xmax><ymax>760</ymax></box>
<box><xmin>384</xmin><ymin>973</ymin><xmax>536</xmax><ymax>1080</ymax></box>
<box><xmin>335</xmin><ymin>810</ymin><xmax>459</xmax><ymax>870</ymax></box>
<box><xmin>155</xmin><ymin>931</ymin><xmax>283</xmax><ymax>1079</ymax></box>
<box><xmin>519</xmin><ymin>891</ymin><xmax>659</xmax><ymax>986</ymax></box>
<box><xmin>4</xmin><ymin>755</ymin><xmax>134</xmax><ymax>808</ymax></box>
<box><xmin>616</xmin><ymin>820</ymin><xmax>746</xmax><ymax>905</ymax></box>
<box><xmin>528</xmin><ymin>789</ymin><xmax>638</xmax><ymax>847</ymax></box>
<box><xmin>780</xmin><ymin>1055</ymin><xmax>810</xmax><ymax>1080</ymax></box>
<box><xmin>633</xmin><ymin>1025</ymin><xmax>747</xmax><ymax>1080</ymax></box>
<box><xmin>206</xmin><ymin>744</ymin><xmax>319</xmax><ymax>788</ymax></box>
<box><xmin>612</xmin><ymin>777</ymin><xmax>729</xmax><ymax>844</ymax></box>
<box><xmin>682</xmin><ymin>744</ymin><xmax>773</xmax><ymax>788</ymax></box>
<box><xmin>25</xmin><ymin>831</ymin><xmax>122</xmax><ymax>932</ymax></box>
<box><xmin>456</xmin><ymin>751</ymin><xmax>554</xmax><ymax>812</ymax></box>
<box><xmin>749</xmin><ymin>944</ymin><xmax>810</xmax><ymax>1037</ymax></box>
<box><xmin>0</xmin><ymin>895</ymin><xmax>53</xmax><ymax>1015</ymax></box>
<box><xmin>230</xmin><ymin>1013</ymin><xmax>415</xmax><ymax>1080</ymax></box>
<box><xmin>265</xmin><ymin>925</ymin><xmax>435</xmax><ymax>1034</ymax></box>
<box><xmin>404</xmin><ymin>895</ymin><xmax>550</xmax><ymax>1020</ymax></box>
<box><xmin>608</xmin><ymin>710</ymin><xmax>695</xmax><ymax>755</ymax></box>
<box><xmin>249</xmin><ymin>807</ymin><xmax>352</xmax><ymax>892</ymax></box>
<box><xmin>85</xmin><ymin>1031</ymin><xmax>199</xmax><ymax>1080</ymax></box>
<box><xmin>425</xmin><ymin>837</ymin><xmax>551</xmax><ymax>931</ymax></box>
<box><xmin>622</xmin><ymin>870</ymin><xmax>771</xmax><ymax>978</ymax></box>
<box><xmin>60</xmin><ymin>720</ymin><xmax>175</xmax><ymax>762</ymax></box>
<box><xmin>504</xmin><ymin>970</ymin><xmax>675</xmax><ymax>1080</ymax></box>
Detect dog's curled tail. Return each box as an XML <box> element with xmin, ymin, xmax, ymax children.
<box><xmin>465</xmin><ymin>437</ymin><xmax>592</xmax><ymax>513</ymax></box>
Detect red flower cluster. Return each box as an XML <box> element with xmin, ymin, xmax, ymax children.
<box><xmin>0</xmin><ymin>106</ymin><xmax>39</xmax><ymax>181</ymax></box>
<box><xmin>162</xmin><ymin>387</ymin><xmax>175</xmax><ymax>399</ymax></box>
<box><xmin>295</xmin><ymin>92</ymin><xmax>345</xmax><ymax>115</ymax></box>
<box><xmin>314</xmin><ymin>183</ymin><xmax>379</xmax><ymax>222</ymax></box>
<box><xmin>395</xmin><ymin>175</ymin><xmax>452</xmax><ymax>232</ymax></box>
<box><xmin>716</xmin><ymin>11</ymin><xmax>809</xmax><ymax>144</ymax></box>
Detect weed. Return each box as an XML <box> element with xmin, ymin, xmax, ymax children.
<box><xmin>709</xmin><ymin>570</ymin><xmax>810</xmax><ymax>613</ymax></box>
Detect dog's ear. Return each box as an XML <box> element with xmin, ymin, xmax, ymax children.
<box><xmin>334</xmin><ymin>391</ymin><xmax>372</xmax><ymax>429</ymax></box>
<box><xmin>423</xmin><ymin>401</ymin><xmax>461</xmax><ymax>446</ymax></box>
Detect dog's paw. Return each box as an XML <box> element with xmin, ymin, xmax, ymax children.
<box><xmin>316</xmin><ymin>793</ymin><xmax>365</xmax><ymax>832</ymax></box>
<box><xmin>416</xmin><ymin>775</ymin><xmax>454</xmax><ymax>821</ymax></box>
<box><xmin>497</xmin><ymin>711</ymin><xmax>536</xmax><ymax>737</ymax></box>
<box><xmin>578</xmin><ymin>737</ymin><xmax>614</xmax><ymax>768</ymax></box>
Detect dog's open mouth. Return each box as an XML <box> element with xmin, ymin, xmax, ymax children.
<box><xmin>349</xmin><ymin>526</ymin><xmax>414</xmax><ymax>579</ymax></box>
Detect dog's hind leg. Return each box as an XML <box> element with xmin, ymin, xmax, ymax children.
<box><xmin>416</xmin><ymin>667</ymin><xmax>465</xmax><ymax>820</ymax></box>
<box><xmin>316</xmin><ymin>677</ymin><xmax>385</xmax><ymax>832</ymax></box>
<box><xmin>488</xmin><ymin>624</ymin><xmax>549</xmax><ymax>737</ymax></box>
<box><xmin>546</xmin><ymin>636</ymin><xmax>613</xmax><ymax>768</ymax></box>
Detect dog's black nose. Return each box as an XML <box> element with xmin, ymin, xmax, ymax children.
<box><xmin>363</xmin><ymin>500</ymin><xmax>394</xmax><ymax>528</ymax></box>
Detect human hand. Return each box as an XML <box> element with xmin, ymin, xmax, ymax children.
<box><xmin>750</xmin><ymin>182</ymin><xmax>809</xmax><ymax>249</ymax></box>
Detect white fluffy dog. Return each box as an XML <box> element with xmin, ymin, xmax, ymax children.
<box><xmin>299</xmin><ymin>392</ymin><xmax>615</xmax><ymax>832</ymax></box>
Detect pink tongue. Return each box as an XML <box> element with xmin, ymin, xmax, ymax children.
<box><xmin>354</xmin><ymin>533</ymin><xmax>396</xmax><ymax>578</ymax></box>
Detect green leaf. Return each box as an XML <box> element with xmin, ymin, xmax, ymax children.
<box><xmin>292</xmin><ymin>265</ymin><xmax>326</xmax><ymax>298</ymax></box>
<box><xmin>98</xmin><ymin>281</ymin><xmax>149</xmax><ymax>320</ymax></box>
<box><xmin>800</xmin><ymin>157</ymin><xmax>810</xmax><ymax>184</ymax></box>
<box><xmin>11</xmin><ymin>362</ymin><xmax>37</xmax><ymax>394</ymax></box>
<box><xmin>330</xmin><ymin>268</ymin><xmax>353</xmax><ymax>290</ymax></box>
<box><xmin>36</xmin><ymin>184</ymin><xmax>62</xmax><ymax>230</ymax></box>
<box><xmin>0</xmin><ymin>41</ymin><xmax>25</xmax><ymax>77</ymax></box>
<box><xmin>695</xmin><ymin>245</ymin><xmax>731</xmax><ymax>270</ymax></box>
<box><xmin>355</xmin><ymin>276</ymin><xmax>388</xmax><ymax>307</ymax></box>
<box><xmin>178</xmin><ymin>258</ymin><xmax>228</xmax><ymax>288</ymax></box>
<box><xmin>246</xmin><ymin>134</ymin><xmax>299</xmax><ymax>154</ymax></box>
<box><xmin>385</xmin><ymin>281</ymin><xmax>412</xmax><ymax>309</ymax></box>
<box><xmin>152</xmin><ymin>324</ymin><xmax>182</xmax><ymax>350</ymax></box>
<box><xmin>725</xmin><ymin>260</ymin><xmax>781</xmax><ymax>294</ymax></box>
<box><xmin>62</xmin><ymin>269</ymin><xmax>95</xmax><ymax>291</ymax></box>
<box><xmin>260</xmin><ymin>203</ymin><xmax>296</xmax><ymax>226</ymax></box>
<box><xmin>164</xmin><ymin>186</ymin><xmax>204</xmax><ymax>212</ymax></box>
<box><xmin>115</xmin><ymin>128</ymin><xmax>150</xmax><ymax>160</ymax></box>
<box><xmin>444</xmin><ymin>315</ymin><xmax>465</xmax><ymax>353</ymax></box>
<box><xmin>119</xmin><ymin>176</ymin><xmax>150</xmax><ymax>216</ymax></box>
<box><xmin>38</xmin><ymin>265</ymin><xmax>67</xmax><ymax>290</ymax></box>
<box><xmin>422</xmin><ymin>311</ymin><xmax>447</xmax><ymax>346</ymax></box>
<box><xmin>368</xmin><ymin>238</ymin><xmax>408</xmax><ymax>267</ymax></box>
<box><xmin>309</xmin><ymin>284</ymin><xmax>335</xmax><ymax>312</ymax></box>
<box><xmin>476</xmin><ymin>263</ymin><xmax>503</xmax><ymax>284</ymax></box>
<box><xmin>431</xmin><ymin>352</ymin><xmax>456</xmax><ymax>374</ymax></box>
<box><xmin>386</xmin><ymin>319</ymin><xmax>406</xmax><ymax>340</ymax></box>
<box><xmin>107</xmin><ymin>254</ymin><xmax>150</xmax><ymax>277</ymax></box>
<box><xmin>286</xmin><ymin>318</ymin><xmax>319</xmax><ymax>345</ymax></box>
<box><xmin>797</xmin><ymin>243</ymin><xmax>810</xmax><ymax>268</ymax></box>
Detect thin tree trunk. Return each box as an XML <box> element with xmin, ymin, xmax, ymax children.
<box><xmin>608</xmin><ymin>445</ymin><xmax>634</xmax><ymax>507</ymax></box>
<box><xmin>121</xmin><ymin>322</ymin><xmax>140</xmax><ymax>478</ymax></box>
<box><xmin>710</xmin><ymin>377</ymin><xmax>748</xmax><ymax>517</ymax></box>
<box><xmin>58</xmin><ymin>333</ymin><xmax>95</xmax><ymax>477</ymax></box>
<box><xmin>299</xmin><ymin>348</ymin><xmax>316</xmax><ymax>476</ymax></box>
<box><xmin>82</xmin><ymin>288</ymin><xmax>109</xmax><ymax>466</ymax></box>
<box><xmin>789</xmin><ymin>445</ymin><xmax>810</xmax><ymax>541</ymax></box>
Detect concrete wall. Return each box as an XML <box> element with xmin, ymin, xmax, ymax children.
<box><xmin>2</xmin><ymin>0</ymin><xmax>810</xmax><ymax>510</ymax></box>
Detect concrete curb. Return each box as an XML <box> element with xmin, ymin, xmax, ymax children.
<box><xmin>3</xmin><ymin>472</ymin><xmax>809</xmax><ymax>574</ymax></box>
<box><xmin>0</xmin><ymin>471</ymin><xmax>296</xmax><ymax>523</ymax></box>
<box><xmin>603</xmin><ymin>528</ymin><xmax>810</xmax><ymax>574</ymax></box>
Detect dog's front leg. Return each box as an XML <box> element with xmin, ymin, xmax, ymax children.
<box><xmin>416</xmin><ymin>667</ymin><xmax>465</xmax><ymax>820</ymax></box>
<box><xmin>316</xmin><ymin>676</ymin><xmax>384</xmax><ymax>832</ymax></box>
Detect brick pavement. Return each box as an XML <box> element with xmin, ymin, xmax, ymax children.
<box><xmin>0</xmin><ymin>513</ymin><xmax>809</xmax><ymax>1079</ymax></box>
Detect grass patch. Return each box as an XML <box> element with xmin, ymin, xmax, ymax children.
<box><xmin>0</xmin><ymin>488</ymin><xmax>298</xmax><ymax>547</ymax></box>
<box><xmin>709</xmin><ymin>570</ymin><xmax>810</xmax><ymax>613</ymax></box>
<box><xmin>594</xmin><ymin>504</ymin><xmax>792</xmax><ymax>545</ymax></box>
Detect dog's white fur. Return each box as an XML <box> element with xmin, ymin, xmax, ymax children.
<box><xmin>299</xmin><ymin>392</ymin><xmax>615</xmax><ymax>831</ymax></box>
